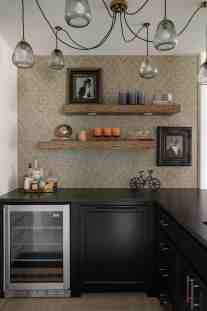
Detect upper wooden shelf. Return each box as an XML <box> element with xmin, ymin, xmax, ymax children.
<box><xmin>63</xmin><ymin>104</ymin><xmax>181</xmax><ymax>116</ymax></box>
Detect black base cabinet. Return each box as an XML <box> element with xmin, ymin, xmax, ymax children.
<box><xmin>1</xmin><ymin>192</ymin><xmax>207</xmax><ymax>307</ymax></box>
<box><xmin>158</xmin><ymin>208</ymin><xmax>207</xmax><ymax>311</ymax></box>
<box><xmin>71</xmin><ymin>203</ymin><xmax>156</xmax><ymax>295</ymax></box>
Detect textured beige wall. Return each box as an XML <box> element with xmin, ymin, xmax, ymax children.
<box><xmin>18</xmin><ymin>55</ymin><xmax>199</xmax><ymax>188</ymax></box>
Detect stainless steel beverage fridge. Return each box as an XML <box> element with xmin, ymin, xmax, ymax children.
<box><xmin>4</xmin><ymin>205</ymin><xmax>70</xmax><ymax>297</ymax></box>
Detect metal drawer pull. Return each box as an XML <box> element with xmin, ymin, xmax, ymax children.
<box><xmin>161</xmin><ymin>273</ymin><xmax>169</xmax><ymax>278</ymax></box>
<box><xmin>191</xmin><ymin>279</ymin><xmax>200</xmax><ymax>311</ymax></box>
<box><xmin>190</xmin><ymin>278</ymin><xmax>194</xmax><ymax>311</ymax></box>
<box><xmin>159</xmin><ymin>268</ymin><xmax>168</xmax><ymax>272</ymax></box>
<box><xmin>160</xmin><ymin>293</ymin><xmax>169</xmax><ymax>305</ymax></box>
<box><xmin>186</xmin><ymin>275</ymin><xmax>191</xmax><ymax>305</ymax></box>
<box><xmin>160</xmin><ymin>243</ymin><xmax>169</xmax><ymax>251</ymax></box>
<box><xmin>160</xmin><ymin>219</ymin><xmax>169</xmax><ymax>227</ymax></box>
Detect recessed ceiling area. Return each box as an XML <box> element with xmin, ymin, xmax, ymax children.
<box><xmin>0</xmin><ymin>0</ymin><xmax>206</xmax><ymax>55</ymax></box>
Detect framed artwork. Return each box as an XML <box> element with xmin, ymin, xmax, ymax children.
<box><xmin>68</xmin><ymin>68</ymin><xmax>102</xmax><ymax>104</ymax></box>
<box><xmin>157</xmin><ymin>127</ymin><xmax>192</xmax><ymax>166</ymax></box>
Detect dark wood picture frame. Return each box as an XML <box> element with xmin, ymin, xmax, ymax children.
<box><xmin>68</xmin><ymin>68</ymin><xmax>102</xmax><ymax>104</ymax></box>
<box><xmin>157</xmin><ymin>127</ymin><xmax>192</xmax><ymax>166</ymax></box>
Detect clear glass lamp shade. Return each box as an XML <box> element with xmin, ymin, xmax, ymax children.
<box><xmin>65</xmin><ymin>0</ymin><xmax>92</xmax><ymax>28</ymax></box>
<box><xmin>199</xmin><ymin>61</ymin><xmax>207</xmax><ymax>85</ymax></box>
<box><xmin>154</xmin><ymin>18</ymin><xmax>178</xmax><ymax>51</ymax></box>
<box><xmin>12</xmin><ymin>40</ymin><xmax>34</xmax><ymax>68</ymax></box>
<box><xmin>139</xmin><ymin>57</ymin><xmax>158</xmax><ymax>79</ymax></box>
<box><xmin>49</xmin><ymin>49</ymin><xmax>65</xmax><ymax>70</ymax></box>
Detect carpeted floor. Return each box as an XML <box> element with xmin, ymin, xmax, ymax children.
<box><xmin>0</xmin><ymin>293</ymin><xmax>163</xmax><ymax>311</ymax></box>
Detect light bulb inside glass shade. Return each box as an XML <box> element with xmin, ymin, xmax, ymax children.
<box><xmin>139</xmin><ymin>57</ymin><xmax>158</xmax><ymax>79</ymax></box>
<box><xmin>199</xmin><ymin>60</ymin><xmax>207</xmax><ymax>84</ymax></box>
<box><xmin>65</xmin><ymin>0</ymin><xmax>92</xmax><ymax>28</ymax></box>
<box><xmin>49</xmin><ymin>49</ymin><xmax>65</xmax><ymax>70</ymax></box>
<box><xmin>154</xmin><ymin>18</ymin><xmax>178</xmax><ymax>51</ymax></box>
<box><xmin>12</xmin><ymin>40</ymin><xmax>34</xmax><ymax>69</ymax></box>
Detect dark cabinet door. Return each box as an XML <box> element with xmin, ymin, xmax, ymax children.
<box><xmin>80</xmin><ymin>205</ymin><xmax>154</xmax><ymax>292</ymax></box>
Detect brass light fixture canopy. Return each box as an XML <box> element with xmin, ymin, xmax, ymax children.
<box><xmin>110</xmin><ymin>0</ymin><xmax>128</xmax><ymax>13</ymax></box>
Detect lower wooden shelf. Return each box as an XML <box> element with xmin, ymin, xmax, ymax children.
<box><xmin>38</xmin><ymin>139</ymin><xmax>155</xmax><ymax>151</ymax></box>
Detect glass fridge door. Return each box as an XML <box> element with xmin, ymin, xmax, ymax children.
<box><xmin>5</xmin><ymin>205</ymin><xmax>69</xmax><ymax>290</ymax></box>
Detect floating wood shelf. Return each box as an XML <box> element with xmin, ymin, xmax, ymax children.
<box><xmin>63</xmin><ymin>104</ymin><xmax>180</xmax><ymax>115</ymax></box>
<box><xmin>38</xmin><ymin>139</ymin><xmax>155</xmax><ymax>151</ymax></box>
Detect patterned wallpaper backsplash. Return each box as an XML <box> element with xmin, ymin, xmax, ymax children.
<box><xmin>18</xmin><ymin>55</ymin><xmax>199</xmax><ymax>188</ymax></box>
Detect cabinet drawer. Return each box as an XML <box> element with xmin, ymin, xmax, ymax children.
<box><xmin>159</xmin><ymin>208</ymin><xmax>207</xmax><ymax>285</ymax></box>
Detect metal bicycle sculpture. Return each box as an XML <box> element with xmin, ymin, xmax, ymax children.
<box><xmin>130</xmin><ymin>169</ymin><xmax>161</xmax><ymax>191</ymax></box>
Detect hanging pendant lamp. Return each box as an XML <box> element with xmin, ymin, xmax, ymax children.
<box><xmin>65</xmin><ymin>0</ymin><xmax>92</xmax><ymax>28</ymax></box>
<box><xmin>139</xmin><ymin>23</ymin><xmax>158</xmax><ymax>79</ymax></box>
<box><xmin>49</xmin><ymin>27</ymin><xmax>65</xmax><ymax>70</ymax></box>
<box><xmin>12</xmin><ymin>0</ymin><xmax>34</xmax><ymax>68</ymax></box>
<box><xmin>153</xmin><ymin>0</ymin><xmax>177</xmax><ymax>51</ymax></box>
<box><xmin>199</xmin><ymin>26</ymin><xmax>207</xmax><ymax>85</ymax></box>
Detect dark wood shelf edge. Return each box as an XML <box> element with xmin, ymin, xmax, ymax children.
<box><xmin>37</xmin><ymin>140</ymin><xmax>156</xmax><ymax>151</ymax></box>
<box><xmin>62</xmin><ymin>104</ymin><xmax>181</xmax><ymax>116</ymax></box>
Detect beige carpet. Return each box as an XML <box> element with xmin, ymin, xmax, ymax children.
<box><xmin>0</xmin><ymin>294</ymin><xmax>163</xmax><ymax>311</ymax></box>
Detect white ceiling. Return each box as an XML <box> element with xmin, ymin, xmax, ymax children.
<box><xmin>0</xmin><ymin>0</ymin><xmax>206</xmax><ymax>55</ymax></box>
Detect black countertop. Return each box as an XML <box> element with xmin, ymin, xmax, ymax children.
<box><xmin>0</xmin><ymin>188</ymin><xmax>157</xmax><ymax>204</ymax></box>
<box><xmin>1</xmin><ymin>188</ymin><xmax>207</xmax><ymax>248</ymax></box>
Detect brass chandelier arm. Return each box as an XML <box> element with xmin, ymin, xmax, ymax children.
<box><xmin>126</xmin><ymin>0</ymin><xmax>151</xmax><ymax>16</ymax></box>
<box><xmin>102</xmin><ymin>0</ymin><xmax>113</xmax><ymax>18</ymax></box>
<box><xmin>120</xmin><ymin>13</ymin><xmax>144</xmax><ymax>43</ymax></box>
<box><xmin>34</xmin><ymin>0</ymin><xmax>117</xmax><ymax>50</ymax></box>
<box><xmin>123</xmin><ymin>12</ymin><xmax>152</xmax><ymax>43</ymax></box>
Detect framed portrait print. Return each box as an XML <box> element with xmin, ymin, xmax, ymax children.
<box><xmin>157</xmin><ymin>127</ymin><xmax>192</xmax><ymax>166</ymax></box>
<box><xmin>68</xmin><ymin>68</ymin><xmax>102</xmax><ymax>104</ymax></box>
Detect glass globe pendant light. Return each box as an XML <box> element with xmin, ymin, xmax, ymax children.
<box><xmin>139</xmin><ymin>23</ymin><xmax>158</xmax><ymax>80</ymax></box>
<box><xmin>153</xmin><ymin>0</ymin><xmax>177</xmax><ymax>51</ymax></box>
<box><xmin>12</xmin><ymin>0</ymin><xmax>34</xmax><ymax>68</ymax></box>
<box><xmin>199</xmin><ymin>26</ymin><xmax>207</xmax><ymax>85</ymax></box>
<box><xmin>49</xmin><ymin>27</ymin><xmax>65</xmax><ymax>70</ymax></box>
<box><xmin>65</xmin><ymin>0</ymin><xmax>92</xmax><ymax>28</ymax></box>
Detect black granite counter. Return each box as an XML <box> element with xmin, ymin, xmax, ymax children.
<box><xmin>1</xmin><ymin>188</ymin><xmax>207</xmax><ymax>248</ymax></box>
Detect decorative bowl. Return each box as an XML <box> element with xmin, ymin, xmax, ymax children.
<box><xmin>54</xmin><ymin>124</ymin><xmax>72</xmax><ymax>140</ymax></box>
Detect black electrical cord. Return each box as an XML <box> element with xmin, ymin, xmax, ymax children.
<box><xmin>34</xmin><ymin>0</ymin><xmax>205</xmax><ymax>51</ymax></box>
<box><xmin>123</xmin><ymin>12</ymin><xmax>152</xmax><ymax>43</ymax></box>
<box><xmin>146</xmin><ymin>24</ymin><xmax>149</xmax><ymax>56</ymax></box>
<box><xmin>126</xmin><ymin>0</ymin><xmax>151</xmax><ymax>16</ymax></box>
<box><xmin>177</xmin><ymin>6</ymin><xmax>201</xmax><ymax>37</ymax></box>
<box><xmin>34</xmin><ymin>0</ymin><xmax>117</xmax><ymax>50</ymax></box>
<box><xmin>59</xmin><ymin>14</ymin><xmax>117</xmax><ymax>50</ymax></box>
<box><xmin>120</xmin><ymin>13</ymin><xmax>144</xmax><ymax>43</ymax></box>
<box><xmin>21</xmin><ymin>0</ymin><xmax>25</xmax><ymax>40</ymax></box>
<box><xmin>164</xmin><ymin>0</ymin><xmax>167</xmax><ymax>18</ymax></box>
<box><xmin>102</xmin><ymin>0</ymin><xmax>113</xmax><ymax>18</ymax></box>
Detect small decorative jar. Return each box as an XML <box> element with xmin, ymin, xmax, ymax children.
<box><xmin>103</xmin><ymin>128</ymin><xmax>112</xmax><ymax>137</ymax></box>
<box><xmin>112</xmin><ymin>128</ymin><xmax>121</xmax><ymax>137</ymax></box>
<box><xmin>79</xmin><ymin>129</ymin><xmax>88</xmax><ymax>142</ymax></box>
<box><xmin>94</xmin><ymin>128</ymin><xmax>103</xmax><ymax>137</ymax></box>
